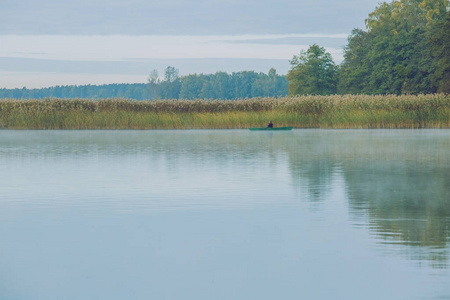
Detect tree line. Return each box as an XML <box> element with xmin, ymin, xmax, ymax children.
<box><xmin>288</xmin><ymin>0</ymin><xmax>450</xmax><ymax>95</ymax></box>
<box><xmin>0</xmin><ymin>68</ymin><xmax>288</xmax><ymax>100</ymax></box>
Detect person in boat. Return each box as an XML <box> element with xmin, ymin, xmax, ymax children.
<box><xmin>267</xmin><ymin>121</ymin><xmax>273</xmax><ymax>128</ymax></box>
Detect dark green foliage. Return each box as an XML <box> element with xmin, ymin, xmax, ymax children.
<box><xmin>178</xmin><ymin>70</ymin><xmax>288</xmax><ymax>100</ymax></box>
<box><xmin>252</xmin><ymin>68</ymin><xmax>290</xmax><ymax>98</ymax></box>
<box><xmin>429</xmin><ymin>11</ymin><xmax>450</xmax><ymax>93</ymax></box>
<box><xmin>179</xmin><ymin>74</ymin><xmax>205</xmax><ymax>99</ymax></box>
<box><xmin>338</xmin><ymin>0</ymin><xmax>450</xmax><ymax>95</ymax></box>
<box><xmin>286</xmin><ymin>44</ymin><xmax>338</xmax><ymax>95</ymax></box>
<box><xmin>338</xmin><ymin>29</ymin><xmax>372</xmax><ymax>94</ymax></box>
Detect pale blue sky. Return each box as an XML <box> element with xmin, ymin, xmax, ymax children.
<box><xmin>1</xmin><ymin>0</ymin><xmax>383</xmax><ymax>88</ymax></box>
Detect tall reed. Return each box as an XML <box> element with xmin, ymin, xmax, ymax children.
<box><xmin>0</xmin><ymin>95</ymin><xmax>449</xmax><ymax>129</ymax></box>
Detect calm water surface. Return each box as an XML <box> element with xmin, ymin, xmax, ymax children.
<box><xmin>0</xmin><ymin>129</ymin><xmax>449</xmax><ymax>300</ymax></box>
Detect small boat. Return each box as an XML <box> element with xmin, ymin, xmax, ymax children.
<box><xmin>249</xmin><ymin>126</ymin><xmax>293</xmax><ymax>131</ymax></box>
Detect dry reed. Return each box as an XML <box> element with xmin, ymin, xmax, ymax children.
<box><xmin>0</xmin><ymin>94</ymin><xmax>449</xmax><ymax>129</ymax></box>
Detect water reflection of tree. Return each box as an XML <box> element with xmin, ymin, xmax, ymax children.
<box><xmin>288</xmin><ymin>149</ymin><xmax>338</xmax><ymax>204</ymax></box>
<box><xmin>343</xmin><ymin>159</ymin><xmax>450</xmax><ymax>267</ymax></box>
<box><xmin>285</xmin><ymin>130</ymin><xmax>450</xmax><ymax>267</ymax></box>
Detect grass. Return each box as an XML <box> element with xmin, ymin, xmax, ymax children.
<box><xmin>0</xmin><ymin>94</ymin><xmax>449</xmax><ymax>129</ymax></box>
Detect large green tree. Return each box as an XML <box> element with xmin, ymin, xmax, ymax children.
<box><xmin>339</xmin><ymin>0</ymin><xmax>449</xmax><ymax>95</ymax></box>
<box><xmin>429</xmin><ymin>11</ymin><xmax>450</xmax><ymax>93</ymax></box>
<box><xmin>338</xmin><ymin>29</ymin><xmax>372</xmax><ymax>94</ymax></box>
<box><xmin>286</xmin><ymin>44</ymin><xmax>338</xmax><ymax>95</ymax></box>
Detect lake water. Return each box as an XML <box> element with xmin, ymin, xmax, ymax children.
<box><xmin>0</xmin><ymin>129</ymin><xmax>449</xmax><ymax>300</ymax></box>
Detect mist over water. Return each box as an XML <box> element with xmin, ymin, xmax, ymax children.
<box><xmin>0</xmin><ymin>129</ymin><xmax>449</xmax><ymax>300</ymax></box>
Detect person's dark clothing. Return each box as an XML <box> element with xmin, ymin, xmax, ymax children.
<box><xmin>267</xmin><ymin>121</ymin><xmax>273</xmax><ymax>128</ymax></box>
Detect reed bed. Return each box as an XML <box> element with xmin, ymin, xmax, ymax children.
<box><xmin>0</xmin><ymin>94</ymin><xmax>449</xmax><ymax>129</ymax></box>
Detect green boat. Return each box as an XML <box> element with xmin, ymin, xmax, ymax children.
<box><xmin>249</xmin><ymin>126</ymin><xmax>293</xmax><ymax>131</ymax></box>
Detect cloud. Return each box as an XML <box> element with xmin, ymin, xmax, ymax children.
<box><xmin>1</xmin><ymin>0</ymin><xmax>381</xmax><ymax>35</ymax></box>
<box><xmin>0</xmin><ymin>35</ymin><xmax>345</xmax><ymax>61</ymax></box>
<box><xmin>217</xmin><ymin>34</ymin><xmax>348</xmax><ymax>49</ymax></box>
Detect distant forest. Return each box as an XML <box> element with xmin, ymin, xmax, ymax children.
<box><xmin>0</xmin><ymin>69</ymin><xmax>288</xmax><ymax>100</ymax></box>
<box><xmin>1</xmin><ymin>0</ymin><xmax>449</xmax><ymax>99</ymax></box>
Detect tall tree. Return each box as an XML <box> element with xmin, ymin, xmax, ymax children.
<box><xmin>429</xmin><ymin>11</ymin><xmax>450</xmax><ymax>93</ymax></box>
<box><xmin>160</xmin><ymin>66</ymin><xmax>181</xmax><ymax>99</ymax></box>
<box><xmin>338</xmin><ymin>29</ymin><xmax>372</xmax><ymax>94</ymax></box>
<box><xmin>164</xmin><ymin>66</ymin><xmax>179</xmax><ymax>82</ymax></box>
<box><xmin>147</xmin><ymin>69</ymin><xmax>161</xmax><ymax>99</ymax></box>
<box><xmin>286</xmin><ymin>44</ymin><xmax>338</xmax><ymax>95</ymax></box>
<box><xmin>339</xmin><ymin>0</ymin><xmax>449</xmax><ymax>94</ymax></box>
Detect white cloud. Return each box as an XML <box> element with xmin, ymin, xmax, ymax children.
<box><xmin>0</xmin><ymin>34</ymin><xmax>344</xmax><ymax>61</ymax></box>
